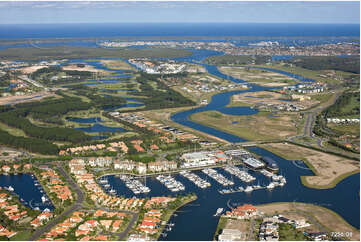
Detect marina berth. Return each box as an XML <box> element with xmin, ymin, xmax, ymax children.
<box><xmin>202</xmin><ymin>168</ymin><xmax>234</xmax><ymax>186</ymax></box>
<box><xmin>156</xmin><ymin>175</ymin><xmax>185</xmax><ymax>192</ymax></box>
<box><xmin>118</xmin><ymin>175</ymin><xmax>151</xmax><ymax>194</ymax></box>
<box><xmin>179</xmin><ymin>170</ymin><xmax>211</xmax><ymax>189</ymax></box>
<box><xmin>223</xmin><ymin>165</ymin><xmax>256</xmax><ymax>183</ymax></box>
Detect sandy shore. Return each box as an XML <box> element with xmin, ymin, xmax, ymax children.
<box><xmin>260</xmin><ymin>143</ymin><xmax>360</xmax><ymax>188</ymax></box>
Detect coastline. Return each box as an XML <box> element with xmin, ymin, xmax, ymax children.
<box><xmin>259</xmin><ymin>143</ymin><xmax>360</xmax><ymax>189</ymax></box>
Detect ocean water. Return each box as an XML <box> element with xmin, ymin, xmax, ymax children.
<box><xmin>0</xmin><ymin>23</ymin><xmax>359</xmax><ymax>39</ymax></box>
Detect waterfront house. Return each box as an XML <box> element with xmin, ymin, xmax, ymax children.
<box><xmin>136</xmin><ymin>163</ymin><xmax>147</xmax><ymax>175</ymax></box>
<box><xmin>2</xmin><ymin>165</ymin><xmax>11</xmax><ymax>173</ymax></box>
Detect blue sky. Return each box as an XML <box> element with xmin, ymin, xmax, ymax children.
<box><xmin>0</xmin><ymin>1</ymin><xmax>359</xmax><ymax>24</ymax></box>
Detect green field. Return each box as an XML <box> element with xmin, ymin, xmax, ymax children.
<box><xmin>190</xmin><ymin>110</ymin><xmax>299</xmax><ymax>141</ymax></box>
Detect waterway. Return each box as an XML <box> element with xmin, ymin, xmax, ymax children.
<box><xmin>0</xmin><ymin>173</ymin><xmax>54</xmax><ymax>211</ymax></box>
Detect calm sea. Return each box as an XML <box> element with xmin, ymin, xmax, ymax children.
<box><xmin>0</xmin><ymin>23</ymin><xmax>359</xmax><ymax>39</ymax></box>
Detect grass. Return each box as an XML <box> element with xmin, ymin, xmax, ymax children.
<box><xmin>279</xmin><ymin>223</ymin><xmax>308</xmax><ymax>241</ymax></box>
<box><xmin>99</xmin><ymin>59</ymin><xmax>135</xmax><ymax>71</ymax></box>
<box><xmin>0</xmin><ymin>122</ymin><xmax>27</xmax><ymax>137</ymax></box>
<box><xmin>10</xmin><ymin>230</ymin><xmax>32</xmax><ymax>241</ymax></box>
<box><xmin>213</xmin><ymin>217</ymin><xmax>228</xmax><ymax>240</ymax></box>
<box><xmin>328</xmin><ymin>123</ymin><xmax>360</xmax><ymax>136</ymax></box>
<box><xmin>300</xmin><ymin>169</ymin><xmax>360</xmax><ymax>189</ymax></box>
<box><xmin>0</xmin><ymin>46</ymin><xmax>193</xmax><ymax>61</ymax></box>
<box><xmin>190</xmin><ymin>110</ymin><xmax>298</xmax><ymax>141</ymax></box>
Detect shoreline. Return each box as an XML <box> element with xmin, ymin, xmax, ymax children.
<box><xmin>259</xmin><ymin>143</ymin><xmax>360</xmax><ymax>189</ymax></box>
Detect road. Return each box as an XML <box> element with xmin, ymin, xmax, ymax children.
<box><xmin>29</xmin><ymin>164</ymin><xmax>85</xmax><ymax>241</ymax></box>
<box><xmin>288</xmin><ymin>91</ymin><xmax>341</xmax><ymax>148</ymax></box>
<box><xmin>19</xmin><ymin>75</ymin><xmax>45</xmax><ymax>89</ymax></box>
<box><xmin>29</xmin><ymin>163</ymin><xmax>139</xmax><ymax>241</ymax></box>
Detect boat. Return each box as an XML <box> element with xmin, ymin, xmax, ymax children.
<box><xmin>104</xmin><ymin>184</ymin><xmax>110</xmax><ymax>188</ymax></box>
<box><xmin>261</xmin><ymin>157</ymin><xmax>279</xmax><ymax>172</ymax></box>
<box><xmin>41</xmin><ymin>196</ymin><xmax>48</xmax><ymax>203</ymax></box>
<box><xmin>109</xmin><ymin>189</ymin><xmax>116</xmax><ymax>194</ymax></box>
<box><xmin>214</xmin><ymin>208</ymin><xmax>224</xmax><ymax>216</ymax></box>
<box><xmin>267</xmin><ymin>182</ymin><xmax>275</xmax><ymax>189</ymax></box>
<box><xmin>7</xmin><ymin>186</ymin><xmax>14</xmax><ymax>192</ymax></box>
<box><xmin>244</xmin><ymin>186</ymin><xmax>253</xmax><ymax>192</ymax></box>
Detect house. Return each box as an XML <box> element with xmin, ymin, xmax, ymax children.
<box><xmin>136</xmin><ymin>163</ymin><xmax>147</xmax><ymax>175</ymax></box>
<box><xmin>2</xmin><ymin>165</ymin><xmax>11</xmax><ymax>173</ymax></box>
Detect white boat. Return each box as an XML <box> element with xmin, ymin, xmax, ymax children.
<box><xmin>7</xmin><ymin>186</ymin><xmax>14</xmax><ymax>192</ymax></box>
<box><xmin>267</xmin><ymin>182</ymin><xmax>275</xmax><ymax>189</ymax></box>
<box><xmin>214</xmin><ymin>208</ymin><xmax>224</xmax><ymax>216</ymax></box>
<box><xmin>244</xmin><ymin>186</ymin><xmax>253</xmax><ymax>192</ymax></box>
<box><xmin>41</xmin><ymin>196</ymin><xmax>48</xmax><ymax>203</ymax></box>
<box><xmin>109</xmin><ymin>189</ymin><xmax>116</xmax><ymax>193</ymax></box>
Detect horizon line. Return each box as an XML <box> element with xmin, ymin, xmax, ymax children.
<box><xmin>0</xmin><ymin>22</ymin><xmax>359</xmax><ymax>25</ymax></box>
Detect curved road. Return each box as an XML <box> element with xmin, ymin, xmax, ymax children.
<box><xmin>29</xmin><ymin>164</ymin><xmax>85</xmax><ymax>241</ymax></box>
<box><xmin>288</xmin><ymin>91</ymin><xmax>341</xmax><ymax>148</ymax></box>
<box><xmin>29</xmin><ymin>163</ymin><xmax>139</xmax><ymax>241</ymax></box>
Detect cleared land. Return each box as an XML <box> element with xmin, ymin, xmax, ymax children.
<box><xmin>190</xmin><ymin>110</ymin><xmax>300</xmax><ymax>141</ymax></box>
<box><xmin>256</xmin><ymin>202</ymin><xmax>360</xmax><ymax>241</ymax></box>
<box><xmin>141</xmin><ymin>108</ymin><xmax>230</xmax><ymax>144</ymax></box>
<box><xmin>231</xmin><ymin>91</ymin><xmax>320</xmax><ymax>109</ymax></box>
<box><xmin>62</xmin><ymin>64</ymin><xmax>107</xmax><ymax>73</ymax></box>
<box><xmin>260</xmin><ymin>143</ymin><xmax>360</xmax><ymax>189</ymax></box>
<box><xmin>99</xmin><ymin>60</ymin><xmax>135</xmax><ymax>71</ymax></box>
<box><xmin>218</xmin><ymin>66</ymin><xmax>298</xmax><ymax>86</ymax></box>
<box><xmin>0</xmin><ymin>91</ymin><xmax>56</xmax><ymax>105</ymax></box>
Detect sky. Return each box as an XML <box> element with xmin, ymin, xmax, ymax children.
<box><xmin>0</xmin><ymin>1</ymin><xmax>359</xmax><ymax>25</ymax></box>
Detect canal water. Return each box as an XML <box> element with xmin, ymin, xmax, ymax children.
<box><xmin>0</xmin><ymin>173</ymin><xmax>54</xmax><ymax>211</ymax></box>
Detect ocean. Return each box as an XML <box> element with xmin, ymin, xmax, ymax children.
<box><xmin>0</xmin><ymin>23</ymin><xmax>359</xmax><ymax>39</ymax></box>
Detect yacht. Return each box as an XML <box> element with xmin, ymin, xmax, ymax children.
<box><xmin>7</xmin><ymin>186</ymin><xmax>14</xmax><ymax>192</ymax></box>
<box><xmin>214</xmin><ymin>208</ymin><xmax>224</xmax><ymax>216</ymax></box>
<box><xmin>244</xmin><ymin>186</ymin><xmax>253</xmax><ymax>192</ymax></box>
<box><xmin>41</xmin><ymin>196</ymin><xmax>48</xmax><ymax>203</ymax></box>
<box><xmin>267</xmin><ymin>182</ymin><xmax>275</xmax><ymax>189</ymax></box>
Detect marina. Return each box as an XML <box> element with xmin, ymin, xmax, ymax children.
<box><xmin>0</xmin><ymin>173</ymin><xmax>54</xmax><ymax>211</ymax></box>
<box><xmin>223</xmin><ymin>165</ymin><xmax>256</xmax><ymax>183</ymax></box>
<box><xmin>156</xmin><ymin>175</ymin><xmax>185</xmax><ymax>192</ymax></box>
<box><xmin>179</xmin><ymin>170</ymin><xmax>211</xmax><ymax>189</ymax></box>
<box><xmin>118</xmin><ymin>175</ymin><xmax>151</xmax><ymax>194</ymax></box>
<box><xmin>202</xmin><ymin>168</ymin><xmax>234</xmax><ymax>186</ymax></box>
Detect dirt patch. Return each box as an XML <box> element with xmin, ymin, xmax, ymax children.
<box><xmin>261</xmin><ymin>143</ymin><xmax>359</xmax><ymax>188</ymax></box>
<box><xmin>62</xmin><ymin>64</ymin><xmax>106</xmax><ymax>73</ymax></box>
<box><xmin>0</xmin><ymin>91</ymin><xmax>56</xmax><ymax>105</ymax></box>
<box><xmin>19</xmin><ymin>66</ymin><xmax>48</xmax><ymax>74</ymax></box>
<box><xmin>222</xmin><ymin>219</ymin><xmax>249</xmax><ymax>240</ymax></box>
<box><xmin>232</xmin><ymin>91</ymin><xmax>319</xmax><ymax>108</ymax></box>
